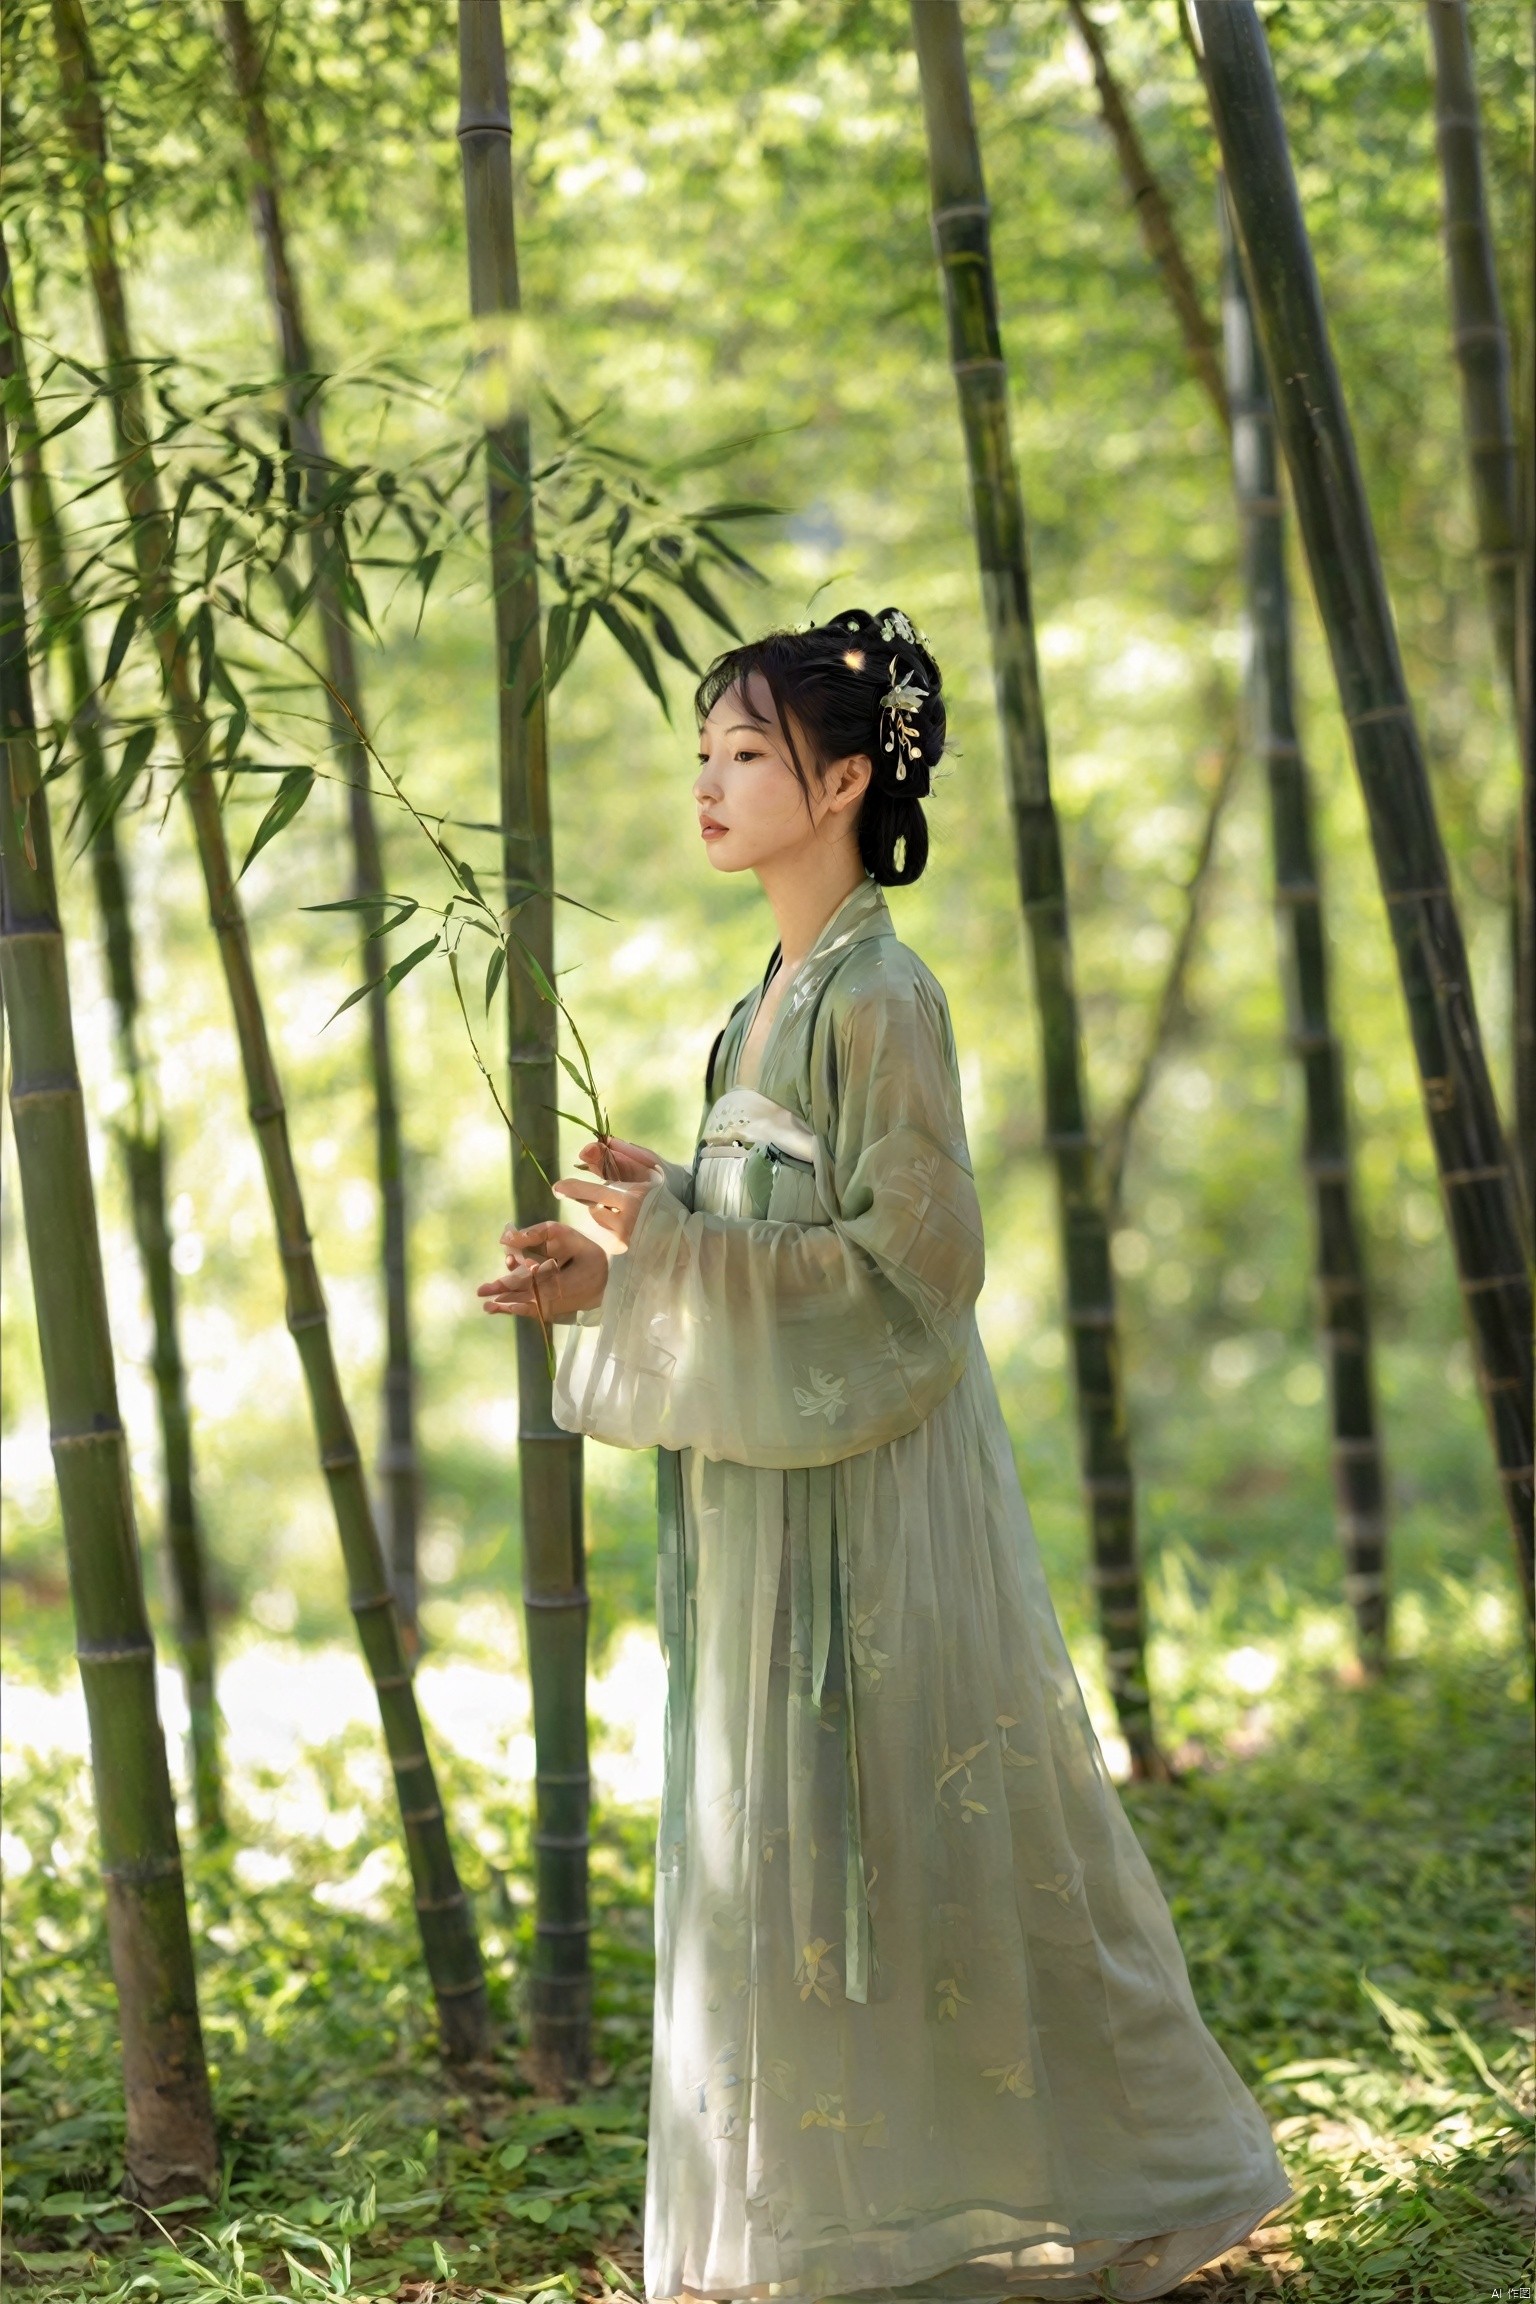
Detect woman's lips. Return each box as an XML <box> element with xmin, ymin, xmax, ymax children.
<box><xmin>700</xmin><ymin>818</ymin><xmax>727</xmax><ymax>840</ymax></box>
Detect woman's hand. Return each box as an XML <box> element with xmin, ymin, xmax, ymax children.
<box><xmin>553</xmin><ymin>1162</ymin><xmax>656</xmax><ymax>1249</ymax></box>
<box><xmin>576</xmin><ymin>1135</ymin><xmax>665</xmax><ymax>1185</ymax></box>
<box><xmin>478</xmin><ymin>1220</ymin><xmax>608</xmax><ymax>1322</ymax></box>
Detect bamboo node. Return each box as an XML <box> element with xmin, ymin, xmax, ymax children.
<box><xmin>434</xmin><ymin>1973</ymin><xmax>490</xmax><ymax>1998</ymax></box>
<box><xmin>1346</xmin><ymin>703</ymin><xmax>1414</xmax><ymax>729</ymax></box>
<box><xmin>350</xmin><ymin>1591</ymin><xmax>397</xmax><ymax>1616</ymax></box>
<box><xmin>102</xmin><ymin>1852</ymin><xmax>184</xmax><ymax>1885</ymax></box>
<box><xmin>288</xmin><ymin>1310</ymin><xmax>329</xmax><ymax>1332</ymax></box>
<box><xmin>320</xmin><ymin>1447</ymin><xmax>361</xmax><ymax>1471</ymax></box>
<box><xmin>536</xmin><ymin>1769</ymin><xmax>592</xmax><ymax>1786</ymax></box>
<box><xmin>414</xmin><ymin>1889</ymin><xmax>467</xmax><ymax>1912</ymax></box>
<box><xmin>50</xmin><ymin>1424</ymin><xmax>125</xmax><ymax>1450</ymax></box>
<box><xmin>1458</xmin><ymin>1269</ymin><xmax>1526</xmax><ymax>1293</ymax></box>
<box><xmin>1440</xmin><ymin>1167</ymin><xmax>1508</xmax><ymax>1188</ymax></box>
<box><xmin>9</xmin><ymin>1080</ymin><xmax>79</xmax><ymax>1105</ymax></box>
<box><xmin>76</xmin><ymin>1639</ymin><xmax>156</xmax><ymax>1662</ymax></box>
<box><xmin>522</xmin><ymin>1588</ymin><xmax>591</xmax><ymax>1611</ymax></box>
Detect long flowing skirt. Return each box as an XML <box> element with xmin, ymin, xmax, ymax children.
<box><xmin>644</xmin><ymin>1327</ymin><xmax>1289</xmax><ymax>2301</ymax></box>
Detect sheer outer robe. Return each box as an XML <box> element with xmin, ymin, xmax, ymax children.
<box><xmin>554</xmin><ymin>881</ymin><xmax>1287</xmax><ymax>2301</ymax></box>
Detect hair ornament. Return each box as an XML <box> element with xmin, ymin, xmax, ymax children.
<box><xmin>880</xmin><ymin>655</ymin><xmax>930</xmax><ymax>784</ymax></box>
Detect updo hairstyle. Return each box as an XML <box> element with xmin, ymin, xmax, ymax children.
<box><xmin>693</xmin><ymin>606</ymin><xmax>946</xmax><ymax>886</ymax></box>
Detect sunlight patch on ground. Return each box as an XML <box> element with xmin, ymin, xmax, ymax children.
<box><xmin>0</xmin><ymin>1622</ymin><xmax>669</xmax><ymax>1823</ymax></box>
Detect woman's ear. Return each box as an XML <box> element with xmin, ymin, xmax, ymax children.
<box><xmin>825</xmin><ymin>752</ymin><xmax>873</xmax><ymax>815</ymax></box>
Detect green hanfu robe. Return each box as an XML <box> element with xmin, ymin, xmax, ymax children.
<box><xmin>553</xmin><ymin>876</ymin><xmax>1288</xmax><ymax>2303</ymax></box>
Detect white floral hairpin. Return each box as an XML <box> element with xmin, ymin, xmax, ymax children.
<box><xmin>879</xmin><ymin>608</ymin><xmax>930</xmax><ymax>650</ymax></box>
<box><xmin>880</xmin><ymin>658</ymin><xmax>929</xmax><ymax>781</ymax></box>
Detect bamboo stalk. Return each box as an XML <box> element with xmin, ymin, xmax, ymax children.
<box><xmin>51</xmin><ymin>0</ymin><xmax>490</xmax><ymax>2054</ymax></box>
<box><xmin>1219</xmin><ymin>185</ymin><xmax>1391</xmax><ymax>1667</ymax></box>
<box><xmin>218</xmin><ymin>0</ymin><xmax>423</xmax><ymax>1646</ymax></box>
<box><xmin>911</xmin><ymin>0</ymin><xmax>1165</xmax><ymax>1778</ymax></box>
<box><xmin>1</xmin><ymin>234</ymin><xmax>224</xmax><ymax>1836</ymax></box>
<box><xmin>459</xmin><ymin>0</ymin><xmax>591</xmax><ymax>2087</ymax></box>
<box><xmin>1425</xmin><ymin>0</ymin><xmax>1522</xmax><ymax>710</ymax></box>
<box><xmin>1192</xmin><ymin>0</ymin><xmax>1533</xmax><ymax>1614</ymax></box>
<box><xmin>1</xmin><ymin>391</ymin><xmax>219</xmax><ymax>2205</ymax></box>
<box><xmin>1065</xmin><ymin>0</ymin><xmax>1229</xmax><ymax>435</ymax></box>
<box><xmin>1518</xmin><ymin>73</ymin><xmax>1535</xmax><ymax>1236</ymax></box>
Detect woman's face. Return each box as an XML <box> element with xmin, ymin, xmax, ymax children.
<box><xmin>693</xmin><ymin>674</ymin><xmax>867</xmax><ymax>875</ymax></box>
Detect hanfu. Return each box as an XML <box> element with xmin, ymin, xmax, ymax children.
<box><xmin>555</xmin><ymin>875</ymin><xmax>1288</xmax><ymax>2303</ymax></box>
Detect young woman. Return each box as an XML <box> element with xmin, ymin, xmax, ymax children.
<box><xmin>479</xmin><ymin>610</ymin><xmax>1289</xmax><ymax>2302</ymax></box>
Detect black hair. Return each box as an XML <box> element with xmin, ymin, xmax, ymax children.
<box><xmin>693</xmin><ymin>606</ymin><xmax>946</xmax><ymax>886</ymax></box>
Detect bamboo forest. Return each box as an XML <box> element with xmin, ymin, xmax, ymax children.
<box><xmin>1</xmin><ymin>0</ymin><xmax>1532</xmax><ymax>2297</ymax></box>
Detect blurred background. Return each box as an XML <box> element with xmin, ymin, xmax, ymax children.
<box><xmin>1</xmin><ymin>3</ymin><xmax>1530</xmax><ymax>2297</ymax></box>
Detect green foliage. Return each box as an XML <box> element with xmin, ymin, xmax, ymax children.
<box><xmin>1</xmin><ymin>1740</ymin><xmax>655</xmax><ymax>2300</ymax></box>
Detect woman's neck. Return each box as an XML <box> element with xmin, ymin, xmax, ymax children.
<box><xmin>755</xmin><ymin>845</ymin><xmax>867</xmax><ymax>973</ymax></box>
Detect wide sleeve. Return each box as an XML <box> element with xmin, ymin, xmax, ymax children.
<box><xmin>552</xmin><ymin>967</ymin><xmax>984</xmax><ymax>1467</ymax></box>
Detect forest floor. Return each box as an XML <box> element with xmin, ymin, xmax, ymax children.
<box><xmin>1</xmin><ymin>1575</ymin><xmax>1531</xmax><ymax>2304</ymax></box>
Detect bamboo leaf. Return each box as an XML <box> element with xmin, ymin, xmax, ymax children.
<box><xmin>34</xmin><ymin>398</ymin><xmax>95</xmax><ymax>448</ymax></box>
<box><xmin>382</xmin><ymin>935</ymin><xmax>441</xmax><ymax>993</ymax></box>
<box><xmin>322</xmin><ymin>936</ymin><xmax>438</xmax><ymax>1028</ymax></box>
<box><xmin>484</xmin><ymin>943</ymin><xmax>507</xmax><ymax>1014</ymax></box>
<box><xmin>194</xmin><ymin>602</ymin><xmax>216</xmax><ymax>703</ymax></box>
<box><xmin>303</xmin><ymin>894</ymin><xmax>420</xmax><ymax>925</ymax></box>
<box><xmin>556</xmin><ymin>1050</ymin><xmax>592</xmax><ymax>1095</ymax></box>
<box><xmin>688</xmin><ymin>500</ymin><xmax>780</xmax><ymax>522</ymax></box>
<box><xmin>238</xmin><ymin>767</ymin><xmax>315</xmax><ymax>878</ymax></box>
<box><xmin>103</xmin><ymin>596</ymin><xmax>139</xmax><ymax>683</ymax></box>
<box><xmin>511</xmin><ymin>937</ymin><xmax>558</xmax><ymax>1005</ymax></box>
<box><xmin>671</xmin><ymin>560</ymin><xmax>741</xmax><ymax>639</ymax></box>
<box><xmin>595</xmin><ymin>602</ymin><xmax>670</xmax><ymax>720</ymax></box>
<box><xmin>543</xmin><ymin>601</ymin><xmax>592</xmax><ymax>693</ymax></box>
<box><xmin>633</xmin><ymin>595</ymin><xmax>697</xmax><ymax>673</ymax></box>
<box><xmin>413</xmin><ymin>550</ymin><xmax>442</xmax><ymax>636</ymax></box>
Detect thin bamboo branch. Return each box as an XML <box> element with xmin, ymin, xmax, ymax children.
<box><xmin>458</xmin><ymin>0</ymin><xmax>590</xmax><ymax>2085</ymax></box>
<box><xmin>51</xmin><ymin>0</ymin><xmax>490</xmax><ymax>2055</ymax></box>
<box><xmin>1220</xmin><ymin>184</ymin><xmax>1390</xmax><ymax>1668</ymax></box>
<box><xmin>911</xmin><ymin>0</ymin><xmax>1166</xmax><ymax>1778</ymax></box>
<box><xmin>1101</xmin><ymin>716</ymin><xmax>1241</xmax><ymax>1216</ymax></box>
<box><xmin>1193</xmin><ymin>0</ymin><xmax>1533</xmax><ymax>1616</ymax></box>
<box><xmin>219</xmin><ymin>0</ymin><xmax>423</xmax><ymax>1646</ymax></box>
<box><xmin>1</xmin><ymin>235</ymin><xmax>224</xmax><ymax>1836</ymax></box>
<box><xmin>1064</xmin><ymin>0</ymin><xmax>1229</xmax><ymax>435</ymax></box>
<box><xmin>0</xmin><ymin>389</ymin><xmax>218</xmax><ymax>2205</ymax></box>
